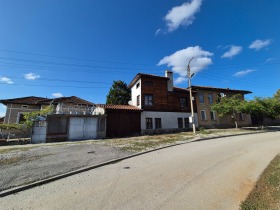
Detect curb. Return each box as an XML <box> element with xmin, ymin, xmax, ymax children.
<box><xmin>0</xmin><ymin>130</ymin><xmax>267</xmax><ymax>197</ymax></box>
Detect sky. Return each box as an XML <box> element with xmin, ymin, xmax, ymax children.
<box><xmin>0</xmin><ymin>0</ymin><xmax>280</xmax><ymax>116</ymax></box>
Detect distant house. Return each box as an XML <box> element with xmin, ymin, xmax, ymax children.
<box><xmin>191</xmin><ymin>85</ymin><xmax>252</xmax><ymax>128</ymax></box>
<box><xmin>128</xmin><ymin>71</ymin><xmax>198</xmax><ymax>134</ymax></box>
<box><xmin>0</xmin><ymin>96</ymin><xmax>95</xmax><ymax>124</ymax></box>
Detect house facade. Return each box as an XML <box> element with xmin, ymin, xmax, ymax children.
<box><xmin>0</xmin><ymin>96</ymin><xmax>95</xmax><ymax>124</ymax></box>
<box><xmin>128</xmin><ymin>71</ymin><xmax>198</xmax><ymax>134</ymax></box>
<box><xmin>192</xmin><ymin>85</ymin><xmax>252</xmax><ymax>128</ymax></box>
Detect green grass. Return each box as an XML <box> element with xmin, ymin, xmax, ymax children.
<box><xmin>240</xmin><ymin>154</ymin><xmax>280</xmax><ymax>210</ymax></box>
<box><xmin>0</xmin><ymin>147</ymin><xmax>31</xmax><ymax>154</ymax></box>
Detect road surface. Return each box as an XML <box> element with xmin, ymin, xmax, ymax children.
<box><xmin>1</xmin><ymin>132</ymin><xmax>279</xmax><ymax>210</ymax></box>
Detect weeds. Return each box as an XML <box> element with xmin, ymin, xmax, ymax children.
<box><xmin>240</xmin><ymin>154</ymin><xmax>280</xmax><ymax>210</ymax></box>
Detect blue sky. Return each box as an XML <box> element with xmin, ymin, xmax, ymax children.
<box><xmin>0</xmin><ymin>0</ymin><xmax>280</xmax><ymax>116</ymax></box>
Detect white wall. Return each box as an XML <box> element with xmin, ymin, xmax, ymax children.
<box><xmin>131</xmin><ymin>78</ymin><xmax>141</xmax><ymax>107</ymax></box>
<box><xmin>68</xmin><ymin>117</ymin><xmax>98</xmax><ymax>140</ymax></box>
<box><xmin>32</xmin><ymin>125</ymin><xmax>47</xmax><ymax>144</ymax></box>
<box><xmin>141</xmin><ymin>111</ymin><xmax>198</xmax><ymax>130</ymax></box>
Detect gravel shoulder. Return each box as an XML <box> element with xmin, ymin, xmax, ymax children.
<box><xmin>0</xmin><ymin>128</ymin><xmax>265</xmax><ymax>192</ymax></box>
<box><xmin>0</xmin><ymin>143</ymin><xmax>132</xmax><ymax>192</ymax></box>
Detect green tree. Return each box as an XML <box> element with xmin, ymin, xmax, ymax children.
<box><xmin>22</xmin><ymin>105</ymin><xmax>54</xmax><ymax>129</ymax></box>
<box><xmin>211</xmin><ymin>94</ymin><xmax>243</xmax><ymax>129</ymax></box>
<box><xmin>106</xmin><ymin>80</ymin><xmax>131</xmax><ymax>105</ymax></box>
<box><xmin>274</xmin><ymin>89</ymin><xmax>280</xmax><ymax>100</ymax></box>
<box><xmin>0</xmin><ymin>105</ymin><xmax>54</xmax><ymax>137</ymax></box>
<box><xmin>240</xmin><ymin>97</ymin><xmax>280</xmax><ymax>128</ymax></box>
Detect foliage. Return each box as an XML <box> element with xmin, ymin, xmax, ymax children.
<box><xmin>274</xmin><ymin>89</ymin><xmax>280</xmax><ymax>100</ymax></box>
<box><xmin>0</xmin><ymin>123</ymin><xmax>21</xmax><ymax>131</ymax></box>
<box><xmin>240</xmin><ymin>97</ymin><xmax>280</xmax><ymax>127</ymax></box>
<box><xmin>211</xmin><ymin>94</ymin><xmax>243</xmax><ymax>128</ymax></box>
<box><xmin>106</xmin><ymin>80</ymin><xmax>131</xmax><ymax>105</ymax></box>
<box><xmin>22</xmin><ymin>105</ymin><xmax>54</xmax><ymax>129</ymax></box>
<box><xmin>240</xmin><ymin>155</ymin><xmax>280</xmax><ymax>210</ymax></box>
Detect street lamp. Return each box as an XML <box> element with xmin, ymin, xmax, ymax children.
<box><xmin>187</xmin><ymin>57</ymin><xmax>196</xmax><ymax>134</ymax></box>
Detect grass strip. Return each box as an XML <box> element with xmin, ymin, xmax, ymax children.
<box><xmin>240</xmin><ymin>154</ymin><xmax>280</xmax><ymax>210</ymax></box>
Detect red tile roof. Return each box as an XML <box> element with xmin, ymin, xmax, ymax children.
<box><xmin>96</xmin><ymin>104</ymin><xmax>142</xmax><ymax>111</ymax></box>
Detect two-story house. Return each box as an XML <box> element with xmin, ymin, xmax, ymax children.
<box><xmin>0</xmin><ymin>96</ymin><xmax>95</xmax><ymax>124</ymax></box>
<box><xmin>128</xmin><ymin>71</ymin><xmax>198</xmax><ymax>134</ymax></box>
<box><xmin>192</xmin><ymin>85</ymin><xmax>252</xmax><ymax>128</ymax></box>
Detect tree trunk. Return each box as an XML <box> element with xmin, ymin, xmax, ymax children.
<box><xmin>235</xmin><ymin>120</ymin><xmax>238</xmax><ymax>129</ymax></box>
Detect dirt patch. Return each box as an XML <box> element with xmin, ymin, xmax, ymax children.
<box><xmin>0</xmin><ymin>143</ymin><xmax>132</xmax><ymax>192</ymax></box>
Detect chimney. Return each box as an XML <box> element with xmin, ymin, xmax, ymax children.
<box><xmin>165</xmin><ymin>70</ymin><xmax>173</xmax><ymax>91</ymax></box>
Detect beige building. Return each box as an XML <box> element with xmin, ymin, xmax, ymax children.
<box><xmin>0</xmin><ymin>96</ymin><xmax>95</xmax><ymax>124</ymax></box>
<box><xmin>192</xmin><ymin>85</ymin><xmax>252</xmax><ymax>128</ymax></box>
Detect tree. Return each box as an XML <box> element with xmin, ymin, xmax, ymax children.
<box><xmin>274</xmin><ymin>89</ymin><xmax>280</xmax><ymax>100</ymax></box>
<box><xmin>22</xmin><ymin>105</ymin><xmax>54</xmax><ymax>129</ymax></box>
<box><xmin>240</xmin><ymin>97</ymin><xmax>280</xmax><ymax>128</ymax></box>
<box><xmin>211</xmin><ymin>94</ymin><xmax>243</xmax><ymax>129</ymax></box>
<box><xmin>0</xmin><ymin>105</ymin><xmax>54</xmax><ymax>137</ymax></box>
<box><xmin>106</xmin><ymin>80</ymin><xmax>131</xmax><ymax>105</ymax></box>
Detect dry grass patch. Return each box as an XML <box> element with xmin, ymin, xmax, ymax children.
<box><xmin>95</xmin><ymin>132</ymin><xmax>195</xmax><ymax>152</ymax></box>
<box><xmin>240</xmin><ymin>154</ymin><xmax>280</xmax><ymax>210</ymax></box>
<box><xmin>0</xmin><ymin>154</ymin><xmax>53</xmax><ymax>166</ymax></box>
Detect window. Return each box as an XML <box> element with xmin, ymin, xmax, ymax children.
<box><xmin>137</xmin><ymin>95</ymin><xmax>140</xmax><ymax>106</ymax></box>
<box><xmin>201</xmin><ymin>110</ymin><xmax>207</xmax><ymax>120</ymax></box>
<box><xmin>155</xmin><ymin>118</ymin><xmax>162</xmax><ymax>129</ymax></box>
<box><xmin>180</xmin><ymin>98</ymin><xmax>187</xmax><ymax>107</ymax></box>
<box><xmin>22</xmin><ymin>105</ymin><xmax>28</xmax><ymax>108</ymax></box>
<box><xmin>17</xmin><ymin>113</ymin><xmax>26</xmax><ymax>124</ymax></box>
<box><xmin>136</xmin><ymin>82</ymin><xmax>140</xmax><ymax>89</ymax></box>
<box><xmin>184</xmin><ymin>118</ymin><xmax>189</xmax><ymax>128</ymax></box>
<box><xmin>210</xmin><ymin>111</ymin><xmax>215</xmax><ymax>120</ymax></box>
<box><xmin>146</xmin><ymin>118</ymin><xmax>153</xmax><ymax>129</ymax></box>
<box><xmin>198</xmin><ymin>93</ymin><xmax>204</xmax><ymax>103</ymax></box>
<box><xmin>144</xmin><ymin>81</ymin><xmax>153</xmax><ymax>86</ymax></box>
<box><xmin>178</xmin><ymin>118</ymin><xmax>183</xmax><ymax>128</ymax></box>
<box><xmin>208</xmin><ymin>93</ymin><xmax>213</xmax><ymax>103</ymax></box>
<box><xmin>144</xmin><ymin>94</ymin><xmax>153</xmax><ymax>106</ymax></box>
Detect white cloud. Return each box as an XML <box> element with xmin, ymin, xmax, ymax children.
<box><xmin>52</xmin><ymin>93</ymin><xmax>63</xmax><ymax>98</ymax></box>
<box><xmin>221</xmin><ymin>45</ymin><xmax>242</xmax><ymax>59</ymax></box>
<box><xmin>24</xmin><ymin>73</ymin><xmax>40</xmax><ymax>80</ymax></box>
<box><xmin>0</xmin><ymin>77</ymin><xmax>14</xmax><ymax>84</ymax></box>
<box><xmin>233</xmin><ymin>69</ymin><xmax>255</xmax><ymax>77</ymax></box>
<box><xmin>265</xmin><ymin>58</ymin><xmax>275</xmax><ymax>62</ymax></box>
<box><xmin>158</xmin><ymin>46</ymin><xmax>213</xmax><ymax>84</ymax></box>
<box><xmin>164</xmin><ymin>0</ymin><xmax>202</xmax><ymax>32</ymax></box>
<box><xmin>155</xmin><ymin>29</ymin><xmax>162</xmax><ymax>36</ymax></box>
<box><xmin>174</xmin><ymin>77</ymin><xmax>188</xmax><ymax>84</ymax></box>
<box><xmin>249</xmin><ymin>39</ymin><xmax>271</xmax><ymax>51</ymax></box>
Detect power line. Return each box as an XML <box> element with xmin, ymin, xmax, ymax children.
<box><xmin>0</xmin><ymin>83</ymin><xmax>109</xmax><ymax>89</ymax></box>
<box><xmin>0</xmin><ymin>49</ymin><xmax>153</xmax><ymax>67</ymax></box>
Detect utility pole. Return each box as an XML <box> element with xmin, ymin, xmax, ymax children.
<box><xmin>187</xmin><ymin>57</ymin><xmax>196</xmax><ymax>134</ymax></box>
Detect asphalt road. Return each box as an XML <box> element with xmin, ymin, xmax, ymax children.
<box><xmin>1</xmin><ymin>132</ymin><xmax>279</xmax><ymax>210</ymax></box>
